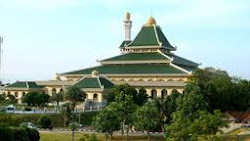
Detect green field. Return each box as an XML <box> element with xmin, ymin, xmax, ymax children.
<box><xmin>39</xmin><ymin>130</ymin><xmax>250</xmax><ymax>141</ymax></box>
<box><xmin>40</xmin><ymin>131</ymin><xmax>164</xmax><ymax>141</ymax></box>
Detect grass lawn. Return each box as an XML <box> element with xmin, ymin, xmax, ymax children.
<box><xmin>39</xmin><ymin>131</ymin><xmax>164</xmax><ymax>141</ymax></box>
<box><xmin>40</xmin><ymin>130</ymin><xmax>250</xmax><ymax>141</ymax></box>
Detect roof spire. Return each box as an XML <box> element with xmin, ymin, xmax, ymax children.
<box><xmin>146</xmin><ymin>16</ymin><xmax>156</xmax><ymax>26</ymax></box>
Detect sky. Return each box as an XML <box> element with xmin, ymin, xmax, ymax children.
<box><xmin>0</xmin><ymin>0</ymin><xmax>249</xmax><ymax>83</ymax></box>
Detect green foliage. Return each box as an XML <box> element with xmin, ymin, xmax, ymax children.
<box><xmin>165</xmin><ymin>92</ymin><xmax>209</xmax><ymax>140</ymax></box>
<box><xmin>50</xmin><ymin>92</ymin><xmax>63</xmax><ymax>106</ymax></box>
<box><xmin>64</xmin><ymin>86</ymin><xmax>86</xmax><ymax>108</ymax></box>
<box><xmin>25</xmin><ymin>127</ymin><xmax>40</xmax><ymax>141</ymax></box>
<box><xmin>69</xmin><ymin>122</ymin><xmax>79</xmax><ymax>130</ymax></box>
<box><xmin>176</xmin><ymin>93</ymin><xmax>208</xmax><ymax>119</ymax></box>
<box><xmin>22</xmin><ymin>92</ymin><xmax>50</xmax><ymax>107</ymax></box>
<box><xmin>93</xmin><ymin>102</ymin><xmax>121</xmax><ymax>138</ymax></box>
<box><xmin>6</xmin><ymin>94</ymin><xmax>17</xmax><ymax>104</ymax></box>
<box><xmin>0</xmin><ymin>93</ymin><xmax>17</xmax><ymax>106</ymax></box>
<box><xmin>108</xmin><ymin>84</ymin><xmax>148</xmax><ymax>106</ymax></box>
<box><xmin>0</xmin><ymin>125</ymin><xmax>40</xmax><ymax>141</ymax></box>
<box><xmin>191</xmin><ymin>110</ymin><xmax>229</xmax><ymax>141</ymax></box>
<box><xmin>153</xmin><ymin>91</ymin><xmax>181</xmax><ymax>131</ymax></box>
<box><xmin>134</xmin><ymin>101</ymin><xmax>160</xmax><ymax>140</ymax></box>
<box><xmin>0</xmin><ymin>112</ymin><xmax>96</xmax><ymax>128</ymax></box>
<box><xmin>38</xmin><ymin>115</ymin><xmax>53</xmax><ymax>129</ymax></box>
<box><xmin>186</xmin><ymin>67</ymin><xmax>250</xmax><ymax>112</ymax></box>
<box><xmin>79</xmin><ymin>134</ymin><xmax>99</xmax><ymax>141</ymax></box>
<box><xmin>60</xmin><ymin>103</ymin><xmax>74</xmax><ymax>126</ymax></box>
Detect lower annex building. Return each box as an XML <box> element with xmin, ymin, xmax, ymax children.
<box><xmin>1</xmin><ymin>13</ymin><xmax>199</xmax><ymax>105</ymax></box>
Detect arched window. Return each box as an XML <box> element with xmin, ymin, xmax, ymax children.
<box><xmin>171</xmin><ymin>89</ymin><xmax>179</xmax><ymax>94</ymax></box>
<box><xmin>93</xmin><ymin>93</ymin><xmax>98</xmax><ymax>102</ymax></box>
<box><xmin>161</xmin><ymin>89</ymin><xmax>168</xmax><ymax>98</ymax></box>
<box><xmin>22</xmin><ymin>92</ymin><xmax>26</xmax><ymax>97</ymax></box>
<box><xmin>52</xmin><ymin>88</ymin><xmax>57</xmax><ymax>96</ymax></box>
<box><xmin>151</xmin><ymin>89</ymin><xmax>157</xmax><ymax>99</ymax></box>
<box><xmin>60</xmin><ymin>88</ymin><xmax>64</xmax><ymax>93</ymax></box>
<box><xmin>14</xmin><ymin>92</ymin><xmax>18</xmax><ymax>97</ymax></box>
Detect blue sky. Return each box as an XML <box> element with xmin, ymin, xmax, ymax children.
<box><xmin>0</xmin><ymin>0</ymin><xmax>249</xmax><ymax>82</ymax></box>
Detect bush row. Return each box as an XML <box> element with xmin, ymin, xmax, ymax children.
<box><xmin>0</xmin><ymin>112</ymin><xmax>98</xmax><ymax>127</ymax></box>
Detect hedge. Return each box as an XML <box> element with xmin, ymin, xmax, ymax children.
<box><xmin>0</xmin><ymin>126</ymin><xmax>40</xmax><ymax>141</ymax></box>
<box><xmin>0</xmin><ymin>112</ymin><xmax>98</xmax><ymax>127</ymax></box>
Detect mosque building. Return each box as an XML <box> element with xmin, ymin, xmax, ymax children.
<box><xmin>1</xmin><ymin>13</ymin><xmax>199</xmax><ymax>105</ymax></box>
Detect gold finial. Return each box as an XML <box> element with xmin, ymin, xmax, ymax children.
<box><xmin>146</xmin><ymin>16</ymin><xmax>156</xmax><ymax>26</ymax></box>
<box><xmin>91</xmin><ymin>70</ymin><xmax>99</xmax><ymax>77</ymax></box>
<box><xmin>125</xmin><ymin>12</ymin><xmax>130</xmax><ymax>21</ymax></box>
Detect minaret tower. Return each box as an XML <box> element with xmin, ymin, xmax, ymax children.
<box><xmin>124</xmin><ymin>12</ymin><xmax>132</xmax><ymax>41</ymax></box>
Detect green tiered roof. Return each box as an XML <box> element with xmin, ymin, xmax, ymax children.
<box><xmin>6</xmin><ymin>81</ymin><xmax>44</xmax><ymax>89</ymax></box>
<box><xmin>126</xmin><ymin>26</ymin><xmax>175</xmax><ymax>50</ymax></box>
<box><xmin>63</xmin><ymin>64</ymin><xmax>186</xmax><ymax>75</ymax></box>
<box><xmin>101</xmin><ymin>52</ymin><xmax>169</xmax><ymax>62</ymax></box>
<box><xmin>165</xmin><ymin>53</ymin><xmax>199</xmax><ymax>67</ymax></box>
<box><xmin>74</xmin><ymin>77</ymin><xmax>114</xmax><ymax>89</ymax></box>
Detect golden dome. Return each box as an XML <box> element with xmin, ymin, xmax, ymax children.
<box><xmin>91</xmin><ymin>70</ymin><xmax>99</xmax><ymax>77</ymax></box>
<box><xmin>146</xmin><ymin>16</ymin><xmax>156</xmax><ymax>26</ymax></box>
<box><xmin>125</xmin><ymin>12</ymin><xmax>130</xmax><ymax>20</ymax></box>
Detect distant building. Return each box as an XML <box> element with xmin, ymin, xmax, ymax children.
<box><xmin>1</xmin><ymin>13</ymin><xmax>199</xmax><ymax>105</ymax></box>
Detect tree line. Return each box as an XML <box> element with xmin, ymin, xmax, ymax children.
<box><xmin>93</xmin><ymin>67</ymin><xmax>250</xmax><ymax>141</ymax></box>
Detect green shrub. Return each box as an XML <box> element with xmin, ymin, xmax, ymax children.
<box><xmin>25</xmin><ymin>128</ymin><xmax>40</xmax><ymax>141</ymax></box>
<box><xmin>79</xmin><ymin>134</ymin><xmax>99</xmax><ymax>141</ymax></box>
<box><xmin>0</xmin><ymin>112</ymin><xmax>98</xmax><ymax>128</ymax></box>
<box><xmin>38</xmin><ymin>115</ymin><xmax>52</xmax><ymax>129</ymax></box>
<box><xmin>0</xmin><ymin>125</ymin><xmax>40</xmax><ymax>141</ymax></box>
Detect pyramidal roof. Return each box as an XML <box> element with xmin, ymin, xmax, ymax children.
<box><xmin>74</xmin><ymin>76</ymin><xmax>114</xmax><ymax>89</ymax></box>
<box><xmin>120</xmin><ymin>16</ymin><xmax>176</xmax><ymax>51</ymax></box>
<box><xmin>128</xmin><ymin>25</ymin><xmax>175</xmax><ymax>50</ymax></box>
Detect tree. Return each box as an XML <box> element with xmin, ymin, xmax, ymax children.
<box><xmin>115</xmin><ymin>91</ymin><xmax>137</xmax><ymax>140</ymax></box>
<box><xmin>133</xmin><ymin>101</ymin><xmax>160</xmax><ymax>141</ymax></box>
<box><xmin>6</xmin><ymin>94</ymin><xmax>17</xmax><ymax>104</ymax></box>
<box><xmin>64</xmin><ymin>86</ymin><xmax>86</xmax><ymax>109</ymax></box>
<box><xmin>50</xmin><ymin>92</ymin><xmax>63</xmax><ymax>106</ymax></box>
<box><xmin>61</xmin><ymin>103</ymin><xmax>73</xmax><ymax>126</ymax></box>
<box><xmin>191</xmin><ymin>110</ymin><xmax>229</xmax><ymax>141</ymax></box>
<box><xmin>93</xmin><ymin>102</ymin><xmax>121</xmax><ymax>140</ymax></box>
<box><xmin>136</xmin><ymin>87</ymin><xmax>148</xmax><ymax>106</ymax></box>
<box><xmin>36</xmin><ymin>93</ymin><xmax>50</xmax><ymax>107</ymax></box>
<box><xmin>165</xmin><ymin>92</ymin><xmax>208</xmax><ymax>140</ymax></box>
<box><xmin>38</xmin><ymin>115</ymin><xmax>53</xmax><ymax>129</ymax></box>
<box><xmin>153</xmin><ymin>91</ymin><xmax>180</xmax><ymax>131</ymax></box>
<box><xmin>107</xmin><ymin>84</ymin><xmax>148</xmax><ymax>106</ymax></box>
<box><xmin>22</xmin><ymin>92</ymin><xmax>50</xmax><ymax>107</ymax></box>
<box><xmin>22</xmin><ymin>92</ymin><xmax>38</xmax><ymax>106</ymax></box>
<box><xmin>185</xmin><ymin>67</ymin><xmax>250</xmax><ymax>112</ymax></box>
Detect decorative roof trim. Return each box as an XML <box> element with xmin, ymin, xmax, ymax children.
<box><xmin>125</xmin><ymin>46</ymin><xmax>161</xmax><ymax>49</ymax></box>
<box><xmin>72</xmin><ymin>77</ymin><xmax>86</xmax><ymax>86</ymax></box>
<box><xmin>170</xmin><ymin>63</ymin><xmax>192</xmax><ymax>74</ymax></box>
<box><xmin>80</xmin><ymin>88</ymin><xmax>104</xmax><ymax>92</ymax></box>
<box><xmin>158</xmin><ymin>51</ymin><xmax>173</xmax><ymax>60</ymax></box>
<box><xmin>96</xmin><ymin>76</ymin><xmax>104</xmax><ymax>89</ymax></box>
<box><xmin>153</xmin><ymin>25</ymin><xmax>162</xmax><ymax>46</ymax></box>
<box><xmin>100</xmin><ymin>60</ymin><xmax>171</xmax><ymax>65</ymax></box>
<box><xmin>63</xmin><ymin>73</ymin><xmax>189</xmax><ymax>77</ymax></box>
